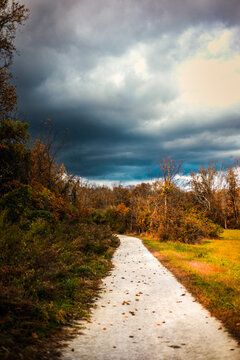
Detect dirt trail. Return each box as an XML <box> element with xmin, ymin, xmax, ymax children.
<box><xmin>62</xmin><ymin>235</ymin><xmax>240</xmax><ymax>360</ymax></box>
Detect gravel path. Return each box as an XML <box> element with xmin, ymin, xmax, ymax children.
<box><xmin>62</xmin><ymin>235</ymin><xmax>240</xmax><ymax>360</ymax></box>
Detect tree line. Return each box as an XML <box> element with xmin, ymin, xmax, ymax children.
<box><xmin>76</xmin><ymin>158</ymin><xmax>240</xmax><ymax>242</ymax></box>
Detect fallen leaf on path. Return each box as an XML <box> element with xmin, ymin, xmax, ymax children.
<box><xmin>102</xmin><ymin>328</ymin><xmax>107</xmax><ymax>330</ymax></box>
<box><xmin>168</xmin><ymin>345</ymin><xmax>181</xmax><ymax>349</ymax></box>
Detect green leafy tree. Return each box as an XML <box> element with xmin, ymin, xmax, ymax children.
<box><xmin>0</xmin><ymin>119</ymin><xmax>30</xmax><ymax>191</ymax></box>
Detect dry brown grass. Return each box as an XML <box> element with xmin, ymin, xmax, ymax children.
<box><xmin>186</xmin><ymin>260</ymin><xmax>225</xmax><ymax>275</ymax></box>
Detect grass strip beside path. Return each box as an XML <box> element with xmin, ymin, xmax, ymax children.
<box><xmin>141</xmin><ymin>230</ymin><xmax>240</xmax><ymax>343</ymax></box>
<box><xmin>0</xmin><ymin>221</ymin><xmax>119</xmax><ymax>360</ymax></box>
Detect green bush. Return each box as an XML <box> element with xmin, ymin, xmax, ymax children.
<box><xmin>157</xmin><ymin>209</ymin><xmax>223</xmax><ymax>244</ymax></box>
<box><xmin>0</xmin><ymin>182</ymin><xmax>33</xmax><ymax>222</ymax></box>
<box><xmin>179</xmin><ymin>209</ymin><xmax>223</xmax><ymax>243</ymax></box>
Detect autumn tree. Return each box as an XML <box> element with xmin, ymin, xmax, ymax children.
<box><xmin>225</xmin><ymin>163</ymin><xmax>240</xmax><ymax>228</ymax></box>
<box><xmin>0</xmin><ymin>1</ymin><xmax>29</xmax><ymax>193</ymax></box>
<box><xmin>0</xmin><ymin>69</ymin><xmax>17</xmax><ymax>120</ymax></box>
<box><xmin>158</xmin><ymin>156</ymin><xmax>183</xmax><ymax>185</ymax></box>
<box><xmin>0</xmin><ymin>119</ymin><xmax>30</xmax><ymax>191</ymax></box>
<box><xmin>0</xmin><ymin>0</ymin><xmax>29</xmax><ymax>69</ymax></box>
<box><xmin>112</xmin><ymin>185</ymin><xmax>130</xmax><ymax>207</ymax></box>
<box><xmin>190</xmin><ymin>162</ymin><xmax>226</xmax><ymax>225</ymax></box>
<box><xmin>190</xmin><ymin>164</ymin><xmax>217</xmax><ymax>213</ymax></box>
<box><xmin>0</xmin><ymin>0</ymin><xmax>29</xmax><ymax>119</ymax></box>
<box><xmin>154</xmin><ymin>156</ymin><xmax>184</xmax><ymax>239</ymax></box>
<box><xmin>130</xmin><ymin>183</ymin><xmax>152</xmax><ymax>233</ymax></box>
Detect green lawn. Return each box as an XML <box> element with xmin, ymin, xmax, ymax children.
<box><xmin>142</xmin><ymin>230</ymin><xmax>240</xmax><ymax>341</ymax></box>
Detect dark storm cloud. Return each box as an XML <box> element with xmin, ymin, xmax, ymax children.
<box><xmin>13</xmin><ymin>0</ymin><xmax>240</xmax><ymax>181</ymax></box>
<box><xmin>19</xmin><ymin>0</ymin><xmax>240</xmax><ymax>60</ymax></box>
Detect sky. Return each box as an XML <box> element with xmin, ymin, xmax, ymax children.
<box><xmin>13</xmin><ymin>0</ymin><xmax>240</xmax><ymax>185</ymax></box>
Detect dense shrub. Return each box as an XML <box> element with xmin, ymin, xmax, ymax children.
<box><xmin>176</xmin><ymin>209</ymin><xmax>222</xmax><ymax>243</ymax></box>
<box><xmin>154</xmin><ymin>208</ymin><xmax>222</xmax><ymax>244</ymax></box>
<box><xmin>89</xmin><ymin>205</ymin><xmax>128</xmax><ymax>234</ymax></box>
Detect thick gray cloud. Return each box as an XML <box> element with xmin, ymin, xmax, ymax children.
<box><xmin>13</xmin><ymin>0</ymin><xmax>240</xmax><ymax>181</ymax></box>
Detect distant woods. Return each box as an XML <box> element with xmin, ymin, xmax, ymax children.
<box><xmin>81</xmin><ymin>158</ymin><xmax>240</xmax><ymax>242</ymax></box>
